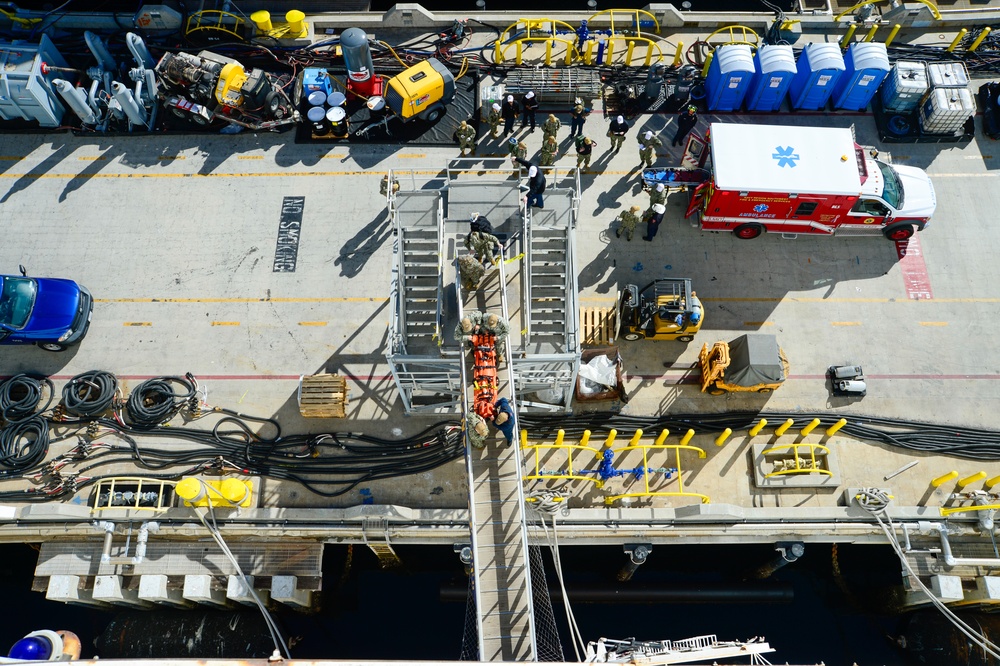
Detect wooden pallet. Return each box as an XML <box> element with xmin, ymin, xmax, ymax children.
<box><xmin>580</xmin><ymin>306</ymin><xmax>616</xmax><ymax>346</ymax></box>
<box><xmin>298</xmin><ymin>374</ymin><xmax>349</xmax><ymax>418</ymax></box>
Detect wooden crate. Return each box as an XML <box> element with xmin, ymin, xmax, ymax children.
<box><xmin>298</xmin><ymin>374</ymin><xmax>349</xmax><ymax>418</ymax></box>
<box><xmin>580</xmin><ymin>306</ymin><xmax>616</xmax><ymax>346</ymax></box>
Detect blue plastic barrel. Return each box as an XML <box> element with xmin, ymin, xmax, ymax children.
<box><xmin>832</xmin><ymin>42</ymin><xmax>890</xmax><ymax>111</ymax></box>
<box><xmin>789</xmin><ymin>43</ymin><xmax>845</xmax><ymax>110</ymax></box>
<box><xmin>747</xmin><ymin>44</ymin><xmax>795</xmax><ymax>112</ymax></box>
<box><xmin>704</xmin><ymin>44</ymin><xmax>755</xmax><ymax>112</ymax></box>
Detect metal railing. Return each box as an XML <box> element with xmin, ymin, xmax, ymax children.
<box><xmin>604</xmin><ymin>435</ymin><xmax>710</xmax><ymax>506</ymax></box>
<box><xmin>761</xmin><ymin>442</ymin><xmax>833</xmax><ymax>479</ymax></box>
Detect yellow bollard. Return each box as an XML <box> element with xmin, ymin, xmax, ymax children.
<box><xmin>520</xmin><ymin>429</ymin><xmax>527</xmax><ymax>448</ymax></box>
<box><xmin>700</xmin><ymin>51</ymin><xmax>714</xmax><ymax>79</ymax></box>
<box><xmin>863</xmin><ymin>25</ymin><xmax>878</xmax><ymax>42</ymax></box>
<box><xmin>958</xmin><ymin>471</ymin><xmax>988</xmax><ymax>489</ymax></box>
<box><xmin>680</xmin><ymin>429</ymin><xmax>695</xmax><ymax>447</ymax></box>
<box><xmin>840</xmin><ymin>24</ymin><xmax>857</xmax><ymax>49</ymax></box>
<box><xmin>220</xmin><ymin>478</ymin><xmax>252</xmax><ymax>505</ymax></box>
<box><xmin>175</xmin><ymin>477</ymin><xmax>206</xmax><ymax>504</ymax></box>
<box><xmin>884</xmin><ymin>24</ymin><xmax>901</xmax><ymax>47</ymax></box>
<box><xmin>554</xmin><ymin>429</ymin><xmax>565</xmax><ymax>447</ymax></box>
<box><xmin>495</xmin><ymin>40</ymin><xmax>504</xmax><ymax>64</ymax></box>
<box><xmin>629</xmin><ymin>428</ymin><xmax>644</xmax><ymax>447</ymax></box>
<box><xmin>800</xmin><ymin>418</ymin><xmax>821</xmax><ymax>437</ymax></box>
<box><xmin>931</xmin><ymin>471</ymin><xmax>959</xmax><ymax>488</ymax></box>
<box><xmin>774</xmin><ymin>419</ymin><xmax>794</xmax><ymax>437</ymax></box>
<box><xmin>605</xmin><ymin>429</ymin><xmax>617</xmax><ymax>448</ymax></box>
<box><xmin>565</xmin><ymin>43</ymin><xmax>573</xmax><ymax>66</ymax></box>
<box><xmin>250</xmin><ymin>10</ymin><xmax>272</xmax><ymax>32</ymax></box>
<box><xmin>643</xmin><ymin>45</ymin><xmax>653</xmax><ymax>67</ymax></box>
<box><xmin>625</xmin><ymin>40</ymin><xmax>636</xmax><ymax>67</ymax></box>
<box><xmin>607</xmin><ymin>38</ymin><xmax>614</xmax><ymax>64</ymax></box>
<box><xmin>285</xmin><ymin>10</ymin><xmax>306</xmax><ymax>34</ymax></box>
<box><xmin>516</xmin><ymin>41</ymin><xmax>523</xmax><ymax>66</ymax></box>
<box><xmin>654</xmin><ymin>429</ymin><xmax>670</xmax><ymax>446</ymax></box>
<box><xmin>545</xmin><ymin>39</ymin><xmax>552</xmax><ymax>67</ymax></box>
<box><xmin>969</xmin><ymin>27</ymin><xmax>992</xmax><ymax>52</ymax></box>
<box><xmin>673</xmin><ymin>41</ymin><xmax>684</xmax><ymax>67</ymax></box>
<box><xmin>825</xmin><ymin>418</ymin><xmax>847</xmax><ymax>437</ymax></box>
<box><xmin>986</xmin><ymin>474</ymin><xmax>1000</xmax><ymax>490</ymax></box>
<box><xmin>580</xmin><ymin>430</ymin><xmax>591</xmax><ymax>448</ymax></box>
<box><xmin>947</xmin><ymin>29</ymin><xmax>967</xmax><ymax>52</ymax></box>
<box><xmin>585</xmin><ymin>40</ymin><xmax>595</xmax><ymax>65</ymax></box>
<box><xmin>715</xmin><ymin>428</ymin><xmax>732</xmax><ymax>447</ymax></box>
<box><xmin>749</xmin><ymin>419</ymin><xmax>767</xmax><ymax>437</ymax></box>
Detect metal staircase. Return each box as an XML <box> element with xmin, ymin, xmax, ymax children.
<box><xmin>526</xmin><ymin>213</ymin><xmax>572</xmax><ymax>349</ymax></box>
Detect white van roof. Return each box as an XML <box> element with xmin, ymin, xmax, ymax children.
<box><xmin>710</xmin><ymin>123</ymin><xmax>863</xmax><ymax>196</ymax></box>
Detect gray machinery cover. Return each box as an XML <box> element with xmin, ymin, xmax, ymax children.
<box><xmin>725</xmin><ymin>334</ymin><xmax>785</xmax><ymax>386</ymax></box>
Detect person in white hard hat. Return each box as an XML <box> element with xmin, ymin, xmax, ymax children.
<box><xmin>501</xmin><ymin>94</ymin><xmax>519</xmax><ymax>136</ymax></box>
<box><xmin>607</xmin><ymin>114</ymin><xmax>630</xmax><ymax>152</ymax></box>
<box><xmin>521</xmin><ymin>90</ymin><xmax>539</xmax><ymax>132</ymax></box>
<box><xmin>487</xmin><ymin>102</ymin><xmax>502</xmax><ymax>138</ymax></box>
<box><xmin>643</xmin><ymin>202</ymin><xmax>667</xmax><ymax>241</ymax></box>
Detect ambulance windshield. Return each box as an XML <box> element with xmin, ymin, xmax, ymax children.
<box><xmin>877</xmin><ymin>162</ymin><xmax>904</xmax><ymax>209</ymax></box>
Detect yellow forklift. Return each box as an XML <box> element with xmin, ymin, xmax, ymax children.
<box><xmin>699</xmin><ymin>334</ymin><xmax>789</xmax><ymax>395</ymax></box>
<box><xmin>620</xmin><ymin>278</ymin><xmax>704</xmax><ymax>343</ymax></box>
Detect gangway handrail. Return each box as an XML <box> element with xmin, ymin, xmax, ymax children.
<box><xmin>434</xmin><ymin>196</ymin><xmax>446</xmax><ymax>348</ymax></box>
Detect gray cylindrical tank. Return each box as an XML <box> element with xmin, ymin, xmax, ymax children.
<box><xmin>53</xmin><ymin>79</ymin><xmax>97</xmax><ymax>124</ymax></box>
<box><xmin>340</xmin><ymin>27</ymin><xmax>373</xmax><ymax>83</ymax></box>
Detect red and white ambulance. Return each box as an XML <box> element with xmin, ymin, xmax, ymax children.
<box><xmin>683</xmin><ymin>123</ymin><xmax>937</xmax><ymax>240</ymax></box>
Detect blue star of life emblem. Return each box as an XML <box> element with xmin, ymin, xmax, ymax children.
<box><xmin>753</xmin><ymin>204</ymin><xmax>769</xmax><ymax>213</ymax></box>
<box><xmin>772</xmin><ymin>146</ymin><xmax>799</xmax><ymax>168</ymax></box>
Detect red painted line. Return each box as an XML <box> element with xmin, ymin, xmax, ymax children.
<box><xmin>895</xmin><ymin>236</ymin><xmax>933</xmax><ymax>300</ymax></box>
<box><xmin>632</xmin><ymin>374</ymin><xmax>1000</xmax><ymax>381</ymax></box>
<box><xmin>12</xmin><ymin>374</ymin><xmax>395</xmax><ymax>382</ymax></box>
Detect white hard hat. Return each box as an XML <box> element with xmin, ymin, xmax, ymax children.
<box><xmin>652</xmin><ymin>203</ymin><xmax>666</xmax><ymax>214</ymax></box>
<box><xmin>507</xmin><ymin>95</ymin><xmax>513</xmax><ymax>102</ymax></box>
<box><xmin>616</xmin><ymin>115</ymin><xmax>624</xmax><ymax>123</ymax></box>
<box><xmin>526</xmin><ymin>91</ymin><xmax>535</xmax><ymax>98</ymax></box>
<box><xmin>655</xmin><ymin>183</ymin><xmax>665</xmax><ymax>192</ymax></box>
<box><xmin>528</xmin><ymin>166</ymin><xmax>538</xmax><ymax>177</ymax></box>
<box><xmin>644</xmin><ymin>130</ymin><xmax>653</xmax><ymax>140</ymax></box>
<box><xmin>492</xmin><ymin>102</ymin><xmax>500</xmax><ymax>111</ymax></box>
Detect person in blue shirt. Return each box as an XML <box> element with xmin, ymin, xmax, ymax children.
<box><xmin>493</xmin><ymin>397</ymin><xmax>516</xmax><ymax>445</ymax></box>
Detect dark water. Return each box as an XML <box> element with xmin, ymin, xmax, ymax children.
<box><xmin>0</xmin><ymin>541</ymin><xmax>907</xmax><ymax>663</ymax></box>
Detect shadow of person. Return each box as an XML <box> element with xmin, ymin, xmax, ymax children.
<box><xmin>333</xmin><ymin>208</ymin><xmax>392</xmax><ymax>278</ymax></box>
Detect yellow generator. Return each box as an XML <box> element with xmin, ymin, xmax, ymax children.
<box><xmin>385</xmin><ymin>58</ymin><xmax>456</xmax><ymax>123</ymax></box>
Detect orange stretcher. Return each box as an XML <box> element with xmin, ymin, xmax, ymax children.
<box><xmin>471</xmin><ymin>332</ymin><xmax>498</xmax><ymax>420</ymax></box>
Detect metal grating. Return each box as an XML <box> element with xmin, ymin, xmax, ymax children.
<box><xmin>504</xmin><ymin>69</ymin><xmax>602</xmax><ymax>104</ymax></box>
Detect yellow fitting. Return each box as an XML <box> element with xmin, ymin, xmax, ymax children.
<box><xmin>884</xmin><ymin>24</ymin><xmax>901</xmax><ymax>47</ymax></box>
<box><xmin>774</xmin><ymin>419</ymin><xmax>794</xmax><ymax>437</ymax></box>
<box><xmin>654</xmin><ymin>429</ymin><xmax>669</xmax><ymax>446</ymax></box>
<box><xmin>285</xmin><ymin>10</ymin><xmax>306</xmax><ymax>34</ymax></box>
<box><xmin>625</xmin><ymin>40</ymin><xmax>636</xmax><ymax>67</ymax></box>
<box><xmin>840</xmin><ymin>24</ymin><xmax>857</xmax><ymax>48</ymax></box>
<box><xmin>715</xmin><ymin>428</ymin><xmax>732</xmax><ymax>447</ymax></box>
<box><xmin>931</xmin><ymin>471</ymin><xmax>959</xmax><ymax>488</ymax></box>
<box><xmin>545</xmin><ymin>39</ymin><xmax>553</xmax><ymax>67</ymax></box>
<box><xmin>986</xmin><ymin>474</ymin><xmax>1000</xmax><ymax>490</ymax></box>
<box><xmin>672</xmin><ymin>41</ymin><xmax>684</xmax><ymax>67</ymax></box>
<box><xmin>680</xmin><ymin>429</ymin><xmax>695</xmax><ymax>447</ymax></box>
<box><xmin>585</xmin><ymin>40</ymin><xmax>595</xmax><ymax>65</ymax></box>
<box><xmin>555</xmin><ymin>429</ymin><xmax>565</xmax><ymax>447</ymax></box>
<box><xmin>969</xmin><ymin>27</ymin><xmax>992</xmax><ymax>52</ymax></box>
<box><xmin>579</xmin><ymin>430</ymin><xmax>591</xmax><ymax>448</ymax></box>
<box><xmin>250</xmin><ymin>10</ymin><xmax>272</xmax><ymax>32</ymax></box>
<box><xmin>947</xmin><ymin>29</ymin><xmax>967</xmax><ymax>52</ymax></box>
<box><xmin>605</xmin><ymin>429</ymin><xmax>617</xmax><ymax>448</ymax></box>
<box><xmin>800</xmin><ymin>418</ymin><xmax>821</xmax><ymax>437</ymax></box>
<box><xmin>825</xmin><ymin>418</ymin><xmax>847</xmax><ymax>437</ymax></box>
<box><xmin>520</xmin><ymin>429</ymin><xmax>527</xmax><ymax>448</ymax></box>
<box><xmin>749</xmin><ymin>419</ymin><xmax>767</xmax><ymax>437</ymax></box>
<box><xmin>863</xmin><ymin>25</ymin><xmax>878</xmax><ymax>42</ymax></box>
<box><xmin>628</xmin><ymin>429</ymin><xmax>644</xmax><ymax>446</ymax></box>
<box><xmin>958</xmin><ymin>471</ymin><xmax>988</xmax><ymax>489</ymax></box>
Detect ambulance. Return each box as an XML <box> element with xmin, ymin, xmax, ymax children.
<box><xmin>684</xmin><ymin>123</ymin><xmax>937</xmax><ymax>240</ymax></box>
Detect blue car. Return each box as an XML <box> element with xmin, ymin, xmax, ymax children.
<box><xmin>0</xmin><ymin>267</ymin><xmax>93</xmax><ymax>351</ymax></box>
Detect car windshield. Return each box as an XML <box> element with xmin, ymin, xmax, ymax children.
<box><xmin>877</xmin><ymin>161</ymin><xmax>904</xmax><ymax>209</ymax></box>
<box><xmin>0</xmin><ymin>277</ymin><xmax>37</xmax><ymax>329</ymax></box>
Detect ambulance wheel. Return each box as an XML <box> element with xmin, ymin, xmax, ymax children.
<box><xmin>709</xmin><ymin>387</ymin><xmax>727</xmax><ymax>396</ymax></box>
<box><xmin>756</xmin><ymin>387</ymin><xmax>773</xmax><ymax>394</ymax></box>
<box><xmin>733</xmin><ymin>224</ymin><xmax>763</xmax><ymax>240</ymax></box>
<box><xmin>883</xmin><ymin>223</ymin><xmax>914</xmax><ymax>241</ymax></box>
<box><xmin>623</xmin><ymin>332</ymin><xmax>641</xmax><ymax>341</ymax></box>
<box><xmin>677</xmin><ymin>335</ymin><xmax>694</xmax><ymax>343</ymax></box>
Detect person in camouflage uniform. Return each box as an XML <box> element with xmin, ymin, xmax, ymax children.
<box><xmin>457</xmin><ymin>121</ymin><xmax>477</xmax><ymax>156</ymax></box>
<box><xmin>539</xmin><ymin>135</ymin><xmax>559</xmax><ymax>167</ymax></box>
<box><xmin>379</xmin><ymin>175</ymin><xmax>400</xmax><ymax>197</ymax></box>
<box><xmin>455</xmin><ymin>310</ymin><xmax>484</xmax><ymax>342</ymax></box>
<box><xmin>487</xmin><ymin>103</ymin><xmax>502</xmax><ymax>138</ymax></box>
<box><xmin>482</xmin><ymin>312</ymin><xmax>509</xmax><ymax>363</ymax></box>
<box><xmin>466</xmin><ymin>410</ymin><xmax>489</xmax><ymax>449</ymax></box>
<box><xmin>465</xmin><ymin>230</ymin><xmax>501</xmax><ymax>264</ymax></box>
<box><xmin>509</xmin><ymin>139</ymin><xmax>528</xmax><ymax>161</ymax></box>
<box><xmin>575</xmin><ymin>136</ymin><xmax>596</xmax><ymax>169</ymax></box>
<box><xmin>615</xmin><ymin>205</ymin><xmax>642</xmax><ymax>241</ymax></box>
<box><xmin>648</xmin><ymin>182</ymin><xmax>668</xmax><ymax>207</ymax></box>
<box><xmin>638</xmin><ymin>130</ymin><xmax>662</xmax><ymax>169</ymax></box>
<box><xmin>542</xmin><ymin>114</ymin><xmax>561</xmax><ymax>141</ymax></box>
<box><xmin>457</xmin><ymin>254</ymin><xmax>485</xmax><ymax>291</ymax></box>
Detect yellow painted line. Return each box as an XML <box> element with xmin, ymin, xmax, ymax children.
<box><xmin>919</xmin><ymin>321</ymin><xmax>949</xmax><ymax>327</ymax></box>
<box><xmin>95</xmin><ymin>297</ymin><xmax>389</xmax><ymax>304</ymax></box>
<box><xmin>238</xmin><ymin>155</ymin><xmax>264</xmax><ymax>160</ymax></box>
<box><xmin>397</xmin><ymin>153</ymin><xmax>426</xmax><ymax>158</ymax></box>
<box><xmin>932</xmin><ymin>173</ymin><xmax>997</xmax><ymax>177</ymax></box>
<box><xmin>319</xmin><ymin>154</ymin><xmax>347</xmax><ymax>159</ymax></box>
<box><xmin>831</xmin><ymin>321</ymin><xmax>862</xmax><ymax>326</ymax></box>
<box><xmin>123</xmin><ymin>322</ymin><xmax>151</xmax><ymax>327</ymax></box>
<box><xmin>78</xmin><ymin>156</ymin><xmax>107</xmax><ymax>161</ymax></box>
<box><xmin>210</xmin><ymin>321</ymin><xmax>240</xmax><ymax>326</ymax></box>
<box><xmin>0</xmin><ymin>156</ymin><xmax>24</xmax><ymax>160</ymax></box>
<box><xmin>0</xmin><ymin>171</ymin><xmax>386</xmax><ymax>179</ymax></box>
<box><xmin>298</xmin><ymin>321</ymin><xmax>328</xmax><ymax>326</ymax></box>
<box><xmin>743</xmin><ymin>321</ymin><xmax>773</xmax><ymax>326</ymax></box>
<box><xmin>157</xmin><ymin>155</ymin><xmax>185</xmax><ymax>160</ymax></box>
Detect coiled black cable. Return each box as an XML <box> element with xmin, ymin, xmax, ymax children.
<box><xmin>0</xmin><ymin>416</ymin><xmax>49</xmax><ymax>477</ymax></box>
<box><xmin>62</xmin><ymin>370</ymin><xmax>118</xmax><ymax>418</ymax></box>
<box><xmin>0</xmin><ymin>374</ymin><xmax>52</xmax><ymax>424</ymax></box>
<box><xmin>125</xmin><ymin>374</ymin><xmax>197</xmax><ymax>429</ymax></box>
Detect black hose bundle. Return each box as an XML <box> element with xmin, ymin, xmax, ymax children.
<box><xmin>125</xmin><ymin>374</ymin><xmax>197</xmax><ymax>429</ymax></box>
<box><xmin>62</xmin><ymin>370</ymin><xmax>118</xmax><ymax>418</ymax></box>
<box><xmin>0</xmin><ymin>416</ymin><xmax>49</xmax><ymax>477</ymax></box>
<box><xmin>0</xmin><ymin>374</ymin><xmax>52</xmax><ymax>424</ymax></box>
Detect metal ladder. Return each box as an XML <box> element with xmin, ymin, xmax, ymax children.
<box><xmin>398</xmin><ymin>198</ymin><xmax>444</xmax><ymax>351</ymax></box>
<box><xmin>526</xmin><ymin>218</ymin><xmax>571</xmax><ymax>347</ymax></box>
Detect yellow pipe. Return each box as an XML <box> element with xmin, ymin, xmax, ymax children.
<box><xmin>580</xmin><ymin>430</ymin><xmax>591</xmax><ymax>448</ymax></box>
<box><xmin>628</xmin><ymin>428</ymin><xmax>644</xmax><ymax>447</ymax></box>
<box><xmin>800</xmin><ymin>418</ymin><xmax>821</xmax><ymax>437</ymax></box>
<box><xmin>774</xmin><ymin>419</ymin><xmax>794</xmax><ymax>437</ymax></box>
<box><xmin>947</xmin><ymin>29</ymin><xmax>967</xmax><ymax>52</ymax></box>
<box><xmin>969</xmin><ymin>27</ymin><xmax>992</xmax><ymax>52</ymax></box>
<box><xmin>958</xmin><ymin>471</ymin><xmax>987</xmax><ymax>489</ymax></box>
<box><xmin>863</xmin><ymin>25</ymin><xmax>878</xmax><ymax>42</ymax></box>
<box><xmin>545</xmin><ymin>39</ymin><xmax>552</xmax><ymax>67</ymax></box>
<box><xmin>884</xmin><ymin>24</ymin><xmax>901</xmax><ymax>47</ymax></box>
<box><xmin>654</xmin><ymin>429</ymin><xmax>669</xmax><ymax>446</ymax></box>
<box><xmin>516</xmin><ymin>41</ymin><xmax>523</xmax><ymax>65</ymax></box>
<box><xmin>605</xmin><ymin>429</ymin><xmax>617</xmax><ymax>448</ymax></box>
<box><xmin>625</xmin><ymin>40</ymin><xmax>635</xmax><ymax>67</ymax></box>
<box><xmin>825</xmin><ymin>418</ymin><xmax>847</xmax><ymax>437</ymax></box>
<box><xmin>554</xmin><ymin>429</ymin><xmax>565</xmax><ymax>447</ymax></box>
<box><xmin>672</xmin><ymin>41</ymin><xmax>684</xmax><ymax>67</ymax></box>
<box><xmin>585</xmin><ymin>40</ymin><xmax>595</xmax><ymax>65</ymax></box>
<box><xmin>715</xmin><ymin>428</ymin><xmax>732</xmax><ymax>447</ymax></box>
<box><xmin>679</xmin><ymin>429</ymin><xmax>695</xmax><ymax>447</ymax></box>
<box><xmin>520</xmin><ymin>429</ymin><xmax>527</xmax><ymax>448</ymax></box>
<box><xmin>931</xmin><ymin>471</ymin><xmax>958</xmax><ymax>488</ymax></box>
<box><xmin>749</xmin><ymin>419</ymin><xmax>767</xmax><ymax>437</ymax></box>
<box><xmin>986</xmin><ymin>474</ymin><xmax>1000</xmax><ymax>490</ymax></box>
<box><xmin>840</xmin><ymin>24</ymin><xmax>857</xmax><ymax>49</ymax></box>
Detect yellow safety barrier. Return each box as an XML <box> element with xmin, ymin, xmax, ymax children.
<box><xmin>835</xmin><ymin>0</ymin><xmax>940</xmax><ymax>22</ymax></box>
<box><xmin>749</xmin><ymin>419</ymin><xmax>767</xmax><ymax>437</ymax></box>
<box><xmin>885</xmin><ymin>24</ymin><xmax>901</xmax><ymax>47</ymax></box>
<box><xmin>587</xmin><ymin>8</ymin><xmax>660</xmax><ymax>35</ymax></box>
<box><xmin>603</xmin><ymin>435</ymin><xmax>709</xmax><ymax>506</ymax></box>
<box><xmin>762</xmin><ymin>443</ymin><xmax>833</xmax><ymax>478</ymax></box>
<box><xmin>969</xmin><ymin>27</ymin><xmax>992</xmax><ymax>52</ymax></box>
<box><xmin>774</xmin><ymin>419</ymin><xmax>794</xmax><ymax>437</ymax></box>
<box><xmin>186</xmin><ymin>10</ymin><xmax>246</xmax><ymax>41</ymax></box>
<box><xmin>940</xmin><ymin>502</ymin><xmax>1000</xmax><ymax>517</ymax></box>
<box><xmin>498</xmin><ymin>18</ymin><xmax>580</xmax><ymax>66</ymax></box>
<box><xmin>947</xmin><ymin>29</ymin><xmax>968</xmax><ymax>52</ymax></box>
<box><xmin>91</xmin><ymin>477</ymin><xmax>176</xmax><ymax>513</ymax></box>
<box><xmin>715</xmin><ymin>428</ymin><xmax>732</xmax><ymax>447</ymax></box>
<box><xmin>825</xmin><ymin>418</ymin><xmax>847</xmax><ymax>437</ymax></box>
<box><xmin>931</xmin><ymin>471</ymin><xmax>959</xmax><ymax>487</ymax></box>
<box><xmin>522</xmin><ymin>428</ymin><xmax>606</xmax><ymax>489</ymax></box>
<box><xmin>703</xmin><ymin>24</ymin><xmax>759</xmax><ymax>51</ymax></box>
<box><xmin>957</xmin><ymin>471</ymin><xmax>987</xmax><ymax>489</ymax></box>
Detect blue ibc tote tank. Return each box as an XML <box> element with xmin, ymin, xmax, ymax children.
<box><xmin>789</xmin><ymin>43</ymin><xmax>845</xmax><ymax>110</ymax></box>
<box><xmin>832</xmin><ymin>42</ymin><xmax>890</xmax><ymax>110</ymax></box>
<box><xmin>746</xmin><ymin>44</ymin><xmax>795</xmax><ymax>112</ymax></box>
<box><xmin>704</xmin><ymin>44</ymin><xmax>755</xmax><ymax>111</ymax></box>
